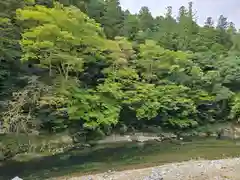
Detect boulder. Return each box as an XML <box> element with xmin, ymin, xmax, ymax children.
<box><xmin>12</xmin><ymin>177</ymin><xmax>23</xmax><ymax>180</ymax></box>
<box><xmin>161</xmin><ymin>132</ymin><xmax>177</xmax><ymax>140</ymax></box>
<box><xmin>134</xmin><ymin>135</ymin><xmax>161</xmax><ymax>142</ymax></box>
<box><xmin>96</xmin><ymin>134</ymin><xmax>163</xmax><ymax>144</ymax></box>
<box><xmin>96</xmin><ymin>134</ymin><xmax>132</xmax><ymax>144</ymax></box>
<box><xmin>198</xmin><ymin>132</ymin><xmax>207</xmax><ymax>137</ymax></box>
<box><xmin>217</xmin><ymin>126</ymin><xmax>240</xmax><ymax>140</ymax></box>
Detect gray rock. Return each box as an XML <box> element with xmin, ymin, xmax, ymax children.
<box><xmin>12</xmin><ymin>177</ymin><xmax>23</xmax><ymax>180</ymax></box>
<box><xmin>134</xmin><ymin>135</ymin><xmax>161</xmax><ymax>142</ymax></box>
<box><xmin>198</xmin><ymin>132</ymin><xmax>207</xmax><ymax>137</ymax></box>
<box><xmin>161</xmin><ymin>133</ymin><xmax>177</xmax><ymax>139</ymax></box>
<box><xmin>217</xmin><ymin>125</ymin><xmax>240</xmax><ymax>140</ymax></box>
<box><xmin>143</xmin><ymin>169</ymin><xmax>163</xmax><ymax>180</ymax></box>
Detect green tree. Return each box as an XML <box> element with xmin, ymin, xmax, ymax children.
<box><xmin>17</xmin><ymin>3</ymin><xmax>112</xmax><ymax>80</ymax></box>
<box><xmin>120</xmin><ymin>10</ymin><xmax>140</xmax><ymax>40</ymax></box>
<box><xmin>138</xmin><ymin>6</ymin><xmax>154</xmax><ymax>31</ymax></box>
<box><xmin>204</xmin><ymin>17</ymin><xmax>214</xmax><ymax>27</ymax></box>
<box><xmin>86</xmin><ymin>0</ymin><xmax>105</xmax><ymax>23</ymax></box>
<box><xmin>2</xmin><ymin>0</ymin><xmax>240</xmax><ymax>155</ymax></box>
<box><xmin>217</xmin><ymin>15</ymin><xmax>228</xmax><ymax>30</ymax></box>
<box><xmin>102</xmin><ymin>0</ymin><xmax>124</xmax><ymax>39</ymax></box>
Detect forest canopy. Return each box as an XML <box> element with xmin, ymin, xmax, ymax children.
<box><xmin>1</xmin><ymin>0</ymin><xmax>240</xmax><ymax>141</ymax></box>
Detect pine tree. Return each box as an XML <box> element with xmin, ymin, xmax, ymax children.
<box><xmin>102</xmin><ymin>0</ymin><xmax>124</xmax><ymax>39</ymax></box>
<box><xmin>217</xmin><ymin>15</ymin><xmax>228</xmax><ymax>30</ymax></box>
<box><xmin>204</xmin><ymin>17</ymin><xmax>214</xmax><ymax>27</ymax></box>
<box><xmin>120</xmin><ymin>10</ymin><xmax>140</xmax><ymax>40</ymax></box>
<box><xmin>86</xmin><ymin>0</ymin><xmax>105</xmax><ymax>23</ymax></box>
<box><xmin>138</xmin><ymin>6</ymin><xmax>154</xmax><ymax>31</ymax></box>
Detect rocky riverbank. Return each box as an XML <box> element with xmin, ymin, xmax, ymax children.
<box><xmin>89</xmin><ymin>123</ymin><xmax>240</xmax><ymax>146</ymax></box>
<box><xmin>60</xmin><ymin>158</ymin><xmax>240</xmax><ymax>180</ymax></box>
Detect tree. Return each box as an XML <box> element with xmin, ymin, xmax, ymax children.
<box><xmin>204</xmin><ymin>17</ymin><xmax>214</xmax><ymax>27</ymax></box>
<box><xmin>16</xmin><ymin>2</ymin><xmax>125</xmax><ymax>130</ymax></box>
<box><xmin>138</xmin><ymin>6</ymin><xmax>154</xmax><ymax>31</ymax></box>
<box><xmin>67</xmin><ymin>87</ymin><xmax>121</xmax><ymax>129</ymax></box>
<box><xmin>120</xmin><ymin>11</ymin><xmax>140</xmax><ymax>40</ymax></box>
<box><xmin>217</xmin><ymin>15</ymin><xmax>228</xmax><ymax>30</ymax></box>
<box><xmin>187</xmin><ymin>1</ymin><xmax>194</xmax><ymax>20</ymax></box>
<box><xmin>0</xmin><ymin>0</ymin><xmax>24</xmax><ymax>61</ymax></box>
<box><xmin>227</xmin><ymin>22</ymin><xmax>237</xmax><ymax>35</ymax></box>
<box><xmin>2</xmin><ymin>0</ymin><xmax>240</xmax><ymax>160</ymax></box>
<box><xmin>17</xmin><ymin>3</ymin><xmax>112</xmax><ymax>80</ymax></box>
<box><xmin>86</xmin><ymin>0</ymin><xmax>105</xmax><ymax>23</ymax></box>
<box><xmin>102</xmin><ymin>0</ymin><xmax>124</xmax><ymax>39</ymax></box>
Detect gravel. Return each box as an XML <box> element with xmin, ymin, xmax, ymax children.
<box><xmin>54</xmin><ymin>158</ymin><xmax>240</xmax><ymax>180</ymax></box>
<box><xmin>143</xmin><ymin>169</ymin><xmax>163</xmax><ymax>180</ymax></box>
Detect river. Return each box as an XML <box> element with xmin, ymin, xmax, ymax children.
<box><xmin>0</xmin><ymin>137</ymin><xmax>240</xmax><ymax>180</ymax></box>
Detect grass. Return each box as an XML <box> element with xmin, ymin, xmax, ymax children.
<box><xmin>0</xmin><ymin>138</ymin><xmax>240</xmax><ymax>180</ymax></box>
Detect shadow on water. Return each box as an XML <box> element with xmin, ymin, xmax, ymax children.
<box><xmin>0</xmin><ymin>138</ymin><xmax>240</xmax><ymax>180</ymax></box>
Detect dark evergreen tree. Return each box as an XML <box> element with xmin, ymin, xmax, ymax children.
<box><xmin>138</xmin><ymin>6</ymin><xmax>154</xmax><ymax>31</ymax></box>
<box><xmin>204</xmin><ymin>17</ymin><xmax>214</xmax><ymax>27</ymax></box>
<box><xmin>217</xmin><ymin>15</ymin><xmax>228</xmax><ymax>30</ymax></box>
<box><xmin>102</xmin><ymin>0</ymin><xmax>124</xmax><ymax>39</ymax></box>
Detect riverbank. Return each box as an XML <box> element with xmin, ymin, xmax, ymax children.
<box><xmin>59</xmin><ymin>158</ymin><xmax>240</xmax><ymax>180</ymax></box>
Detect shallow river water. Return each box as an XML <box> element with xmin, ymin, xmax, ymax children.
<box><xmin>1</xmin><ymin>138</ymin><xmax>240</xmax><ymax>180</ymax></box>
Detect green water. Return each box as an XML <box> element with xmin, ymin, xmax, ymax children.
<box><xmin>1</xmin><ymin>138</ymin><xmax>240</xmax><ymax>180</ymax></box>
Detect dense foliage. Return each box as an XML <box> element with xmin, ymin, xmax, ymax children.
<box><xmin>1</xmin><ymin>0</ymin><xmax>240</xmax><ymax>148</ymax></box>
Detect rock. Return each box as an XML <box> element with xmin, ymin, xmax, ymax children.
<box><xmin>161</xmin><ymin>133</ymin><xmax>177</xmax><ymax>140</ymax></box>
<box><xmin>92</xmin><ymin>132</ymin><xmax>167</xmax><ymax>145</ymax></box>
<box><xmin>82</xmin><ymin>144</ymin><xmax>91</xmax><ymax>148</ymax></box>
<box><xmin>179</xmin><ymin>132</ymin><xmax>191</xmax><ymax>137</ymax></box>
<box><xmin>210</xmin><ymin>133</ymin><xmax>217</xmax><ymax>137</ymax></box>
<box><xmin>143</xmin><ymin>169</ymin><xmax>163</xmax><ymax>180</ymax></box>
<box><xmin>218</xmin><ymin>128</ymin><xmax>235</xmax><ymax>140</ymax></box>
<box><xmin>135</xmin><ymin>135</ymin><xmax>161</xmax><ymax>143</ymax></box>
<box><xmin>217</xmin><ymin>125</ymin><xmax>240</xmax><ymax>140</ymax></box>
<box><xmin>198</xmin><ymin>132</ymin><xmax>207</xmax><ymax>137</ymax></box>
<box><xmin>233</xmin><ymin>126</ymin><xmax>240</xmax><ymax>139</ymax></box>
<box><xmin>12</xmin><ymin>177</ymin><xmax>23</xmax><ymax>180</ymax></box>
<box><xmin>125</xmin><ymin>135</ymin><xmax>132</xmax><ymax>142</ymax></box>
<box><xmin>102</xmin><ymin>170</ymin><xmax>115</xmax><ymax>179</ymax></box>
<box><xmin>155</xmin><ymin>137</ymin><xmax>162</xmax><ymax>142</ymax></box>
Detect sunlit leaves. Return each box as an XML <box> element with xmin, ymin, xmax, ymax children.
<box><xmin>67</xmin><ymin>87</ymin><xmax>121</xmax><ymax>129</ymax></box>
<box><xmin>17</xmin><ymin>3</ymin><xmax>111</xmax><ymax>78</ymax></box>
